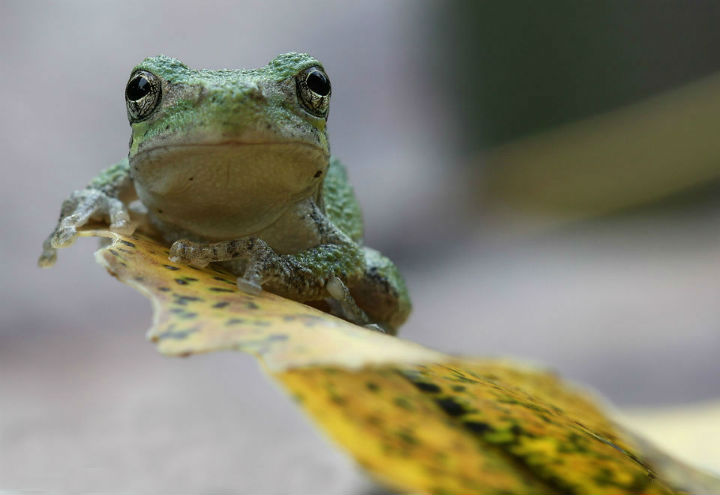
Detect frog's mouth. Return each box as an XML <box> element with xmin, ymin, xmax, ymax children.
<box><xmin>131</xmin><ymin>141</ymin><xmax>329</xmax><ymax>239</ymax></box>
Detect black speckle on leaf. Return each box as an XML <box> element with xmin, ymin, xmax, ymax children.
<box><xmin>366</xmin><ymin>382</ymin><xmax>380</xmax><ymax>392</ymax></box>
<box><xmin>434</xmin><ymin>397</ymin><xmax>466</xmax><ymax>417</ymax></box>
<box><xmin>410</xmin><ymin>381</ymin><xmax>442</xmax><ymax>393</ymax></box>
<box><xmin>463</xmin><ymin>421</ymin><xmax>493</xmax><ymax>434</ymax></box>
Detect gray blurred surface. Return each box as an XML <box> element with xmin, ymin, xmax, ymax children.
<box><xmin>2</xmin><ymin>0</ymin><xmax>719</xmax><ymax>492</ymax></box>
<box><xmin>407</xmin><ymin>208</ymin><xmax>720</xmax><ymax>406</ymax></box>
<box><xmin>0</xmin><ymin>329</ymin><xmax>377</xmax><ymax>494</ymax></box>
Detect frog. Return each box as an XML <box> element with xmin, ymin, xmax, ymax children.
<box><xmin>38</xmin><ymin>53</ymin><xmax>411</xmax><ymax>334</ymax></box>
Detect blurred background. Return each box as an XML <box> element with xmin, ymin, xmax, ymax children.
<box><xmin>1</xmin><ymin>0</ymin><xmax>719</xmax><ymax>492</ymax></box>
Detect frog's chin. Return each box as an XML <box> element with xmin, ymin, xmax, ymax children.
<box><xmin>130</xmin><ymin>141</ymin><xmax>328</xmax><ymax>239</ymax></box>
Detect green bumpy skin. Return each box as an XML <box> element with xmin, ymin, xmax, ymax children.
<box><xmin>39</xmin><ymin>53</ymin><xmax>411</xmax><ymax>333</ymax></box>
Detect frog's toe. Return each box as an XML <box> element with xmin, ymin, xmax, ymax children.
<box><xmin>364</xmin><ymin>323</ymin><xmax>387</xmax><ymax>334</ymax></box>
<box><xmin>168</xmin><ymin>240</ymin><xmax>186</xmax><ymax>262</ymax></box>
<box><xmin>325</xmin><ymin>276</ymin><xmax>347</xmax><ymax>301</ymax></box>
<box><xmin>169</xmin><ymin>239</ymin><xmax>209</xmax><ymax>267</ymax></box>
<box><xmin>37</xmin><ymin>238</ymin><xmax>57</xmax><ymax>268</ymax></box>
<box><xmin>37</xmin><ymin>251</ymin><xmax>57</xmax><ymax>268</ymax></box>
<box><xmin>326</xmin><ymin>276</ymin><xmax>370</xmax><ymax>327</ymax></box>
<box><xmin>108</xmin><ymin>198</ymin><xmax>133</xmax><ymax>235</ymax></box>
<box><xmin>236</xmin><ymin>276</ymin><xmax>262</xmax><ymax>295</ymax></box>
<box><xmin>110</xmin><ymin>221</ymin><xmax>135</xmax><ymax>236</ymax></box>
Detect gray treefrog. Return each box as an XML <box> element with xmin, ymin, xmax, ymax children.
<box><xmin>39</xmin><ymin>53</ymin><xmax>411</xmax><ymax>334</ymax></box>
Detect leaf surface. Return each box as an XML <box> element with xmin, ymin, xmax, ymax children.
<box><xmin>79</xmin><ymin>229</ymin><xmax>717</xmax><ymax>494</ymax></box>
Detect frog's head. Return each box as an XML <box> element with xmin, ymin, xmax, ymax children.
<box><xmin>125</xmin><ymin>53</ymin><xmax>332</xmax><ymax>239</ymax></box>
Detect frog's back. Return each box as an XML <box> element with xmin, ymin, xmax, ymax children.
<box><xmin>323</xmin><ymin>157</ymin><xmax>364</xmax><ymax>242</ymax></box>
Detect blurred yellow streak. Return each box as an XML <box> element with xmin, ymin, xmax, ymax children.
<box><xmin>482</xmin><ymin>72</ymin><xmax>720</xmax><ymax>217</ymax></box>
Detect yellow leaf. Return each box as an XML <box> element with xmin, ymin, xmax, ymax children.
<box><xmin>83</xmin><ymin>229</ymin><xmax>440</xmax><ymax>370</ymax></box>
<box><xmin>76</xmin><ymin>228</ymin><xmax>718</xmax><ymax>494</ymax></box>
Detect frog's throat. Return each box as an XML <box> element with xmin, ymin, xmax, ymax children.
<box><xmin>130</xmin><ymin>142</ymin><xmax>329</xmax><ymax>239</ymax></box>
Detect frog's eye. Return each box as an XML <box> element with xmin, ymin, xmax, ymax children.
<box><xmin>125</xmin><ymin>70</ymin><xmax>161</xmax><ymax>122</ymax></box>
<box><xmin>296</xmin><ymin>67</ymin><xmax>331</xmax><ymax>118</ymax></box>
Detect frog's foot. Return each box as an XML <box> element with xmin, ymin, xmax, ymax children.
<box><xmin>364</xmin><ymin>323</ymin><xmax>388</xmax><ymax>334</ymax></box>
<box><xmin>169</xmin><ymin>238</ymin><xmax>280</xmax><ymax>295</ymax></box>
<box><xmin>169</xmin><ymin>237</ymin><xmax>269</xmax><ymax>267</ymax></box>
<box><xmin>168</xmin><ymin>238</ymin><xmax>275</xmax><ymax>295</ymax></box>
<box><xmin>236</xmin><ymin>276</ymin><xmax>263</xmax><ymax>295</ymax></box>
<box><xmin>326</xmin><ymin>276</ymin><xmax>371</xmax><ymax>327</ymax></box>
<box><xmin>53</xmin><ymin>190</ymin><xmax>133</xmax><ymax>247</ymax></box>
<box><xmin>168</xmin><ymin>239</ymin><xmax>214</xmax><ymax>268</ymax></box>
<box><xmin>38</xmin><ymin>189</ymin><xmax>133</xmax><ymax>267</ymax></box>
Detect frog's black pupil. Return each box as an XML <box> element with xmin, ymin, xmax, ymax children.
<box><xmin>306</xmin><ymin>70</ymin><xmax>330</xmax><ymax>96</ymax></box>
<box><xmin>127</xmin><ymin>75</ymin><xmax>151</xmax><ymax>101</ymax></box>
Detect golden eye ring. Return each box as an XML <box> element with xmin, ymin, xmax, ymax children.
<box><xmin>296</xmin><ymin>66</ymin><xmax>331</xmax><ymax>117</ymax></box>
<box><xmin>125</xmin><ymin>70</ymin><xmax>162</xmax><ymax>122</ymax></box>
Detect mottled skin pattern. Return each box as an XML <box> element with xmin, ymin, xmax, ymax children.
<box><xmin>39</xmin><ymin>53</ymin><xmax>410</xmax><ymax>333</ymax></box>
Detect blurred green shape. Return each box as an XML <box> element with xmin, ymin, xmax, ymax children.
<box><xmin>436</xmin><ymin>1</ymin><xmax>720</xmax><ymax>150</ymax></box>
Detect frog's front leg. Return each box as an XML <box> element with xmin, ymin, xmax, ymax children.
<box><xmin>38</xmin><ymin>160</ymin><xmax>135</xmax><ymax>267</ymax></box>
<box><xmin>169</xmin><ymin>237</ymin><xmax>371</xmax><ymax>321</ymax></box>
<box><xmin>168</xmin><ymin>237</ymin><xmax>276</xmax><ymax>293</ymax></box>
